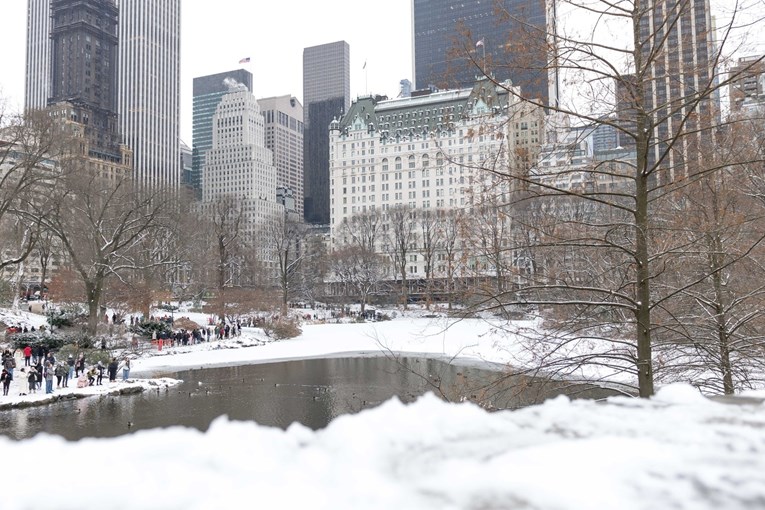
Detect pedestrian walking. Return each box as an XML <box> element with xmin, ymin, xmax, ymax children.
<box><xmin>1</xmin><ymin>368</ymin><xmax>12</xmax><ymax>396</ymax></box>
<box><xmin>23</xmin><ymin>345</ymin><xmax>32</xmax><ymax>366</ymax></box>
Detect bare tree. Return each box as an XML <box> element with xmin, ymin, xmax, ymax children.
<box><xmin>204</xmin><ymin>194</ymin><xmax>246</xmax><ymax>321</ymax></box>
<box><xmin>330</xmin><ymin>245</ymin><xmax>388</xmax><ymax>315</ymax></box>
<box><xmin>418</xmin><ymin>208</ymin><xmax>442</xmax><ymax>308</ymax></box>
<box><xmin>38</xmin><ymin>156</ymin><xmax>173</xmax><ymax>334</ymax></box>
<box><xmin>449</xmin><ymin>0</ymin><xmax>765</xmax><ymax>396</ymax></box>
<box><xmin>387</xmin><ymin>205</ymin><xmax>418</xmax><ymax>308</ymax></box>
<box><xmin>0</xmin><ymin>108</ymin><xmax>61</xmax><ymax>273</ymax></box>
<box><xmin>266</xmin><ymin>212</ymin><xmax>308</xmax><ymax>314</ymax></box>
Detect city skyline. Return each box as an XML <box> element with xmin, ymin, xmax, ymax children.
<box><xmin>0</xmin><ymin>0</ymin><xmax>413</xmax><ymax>143</ymax></box>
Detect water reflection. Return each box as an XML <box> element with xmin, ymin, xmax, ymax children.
<box><xmin>0</xmin><ymin>357</ymin><xmax>618</xmax><ymax>441</ymax></box>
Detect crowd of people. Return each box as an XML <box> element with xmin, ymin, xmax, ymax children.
<box><xmin>0</xmin><ymin>347</ymin><xmax>132</xmax><ymax>397</ymax></box>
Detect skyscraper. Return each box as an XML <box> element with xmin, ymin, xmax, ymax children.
<box><xmin>24</xmin><ymin>0</ymin><xmax>181</xmax><ymax>188</ymax></box>
<box><xmin>640</xmin><ymin>0</ymin><xmax>718</xmax><ymax>180</ymax></box>
<box><xmin>303</xmin><ymin>41</ymin><xmax>350</xmax><ymax>225</ymax></box>
<box><xmin>24</xmin><ymin>0</ymin><xmax>52</xmax><ymax>111</ymax></box>
<box><xmin>203</xmin><ymin>89</ymin><xmax>284</xmax><ymax>273</ymax></box>
<box><xmin>116</xmin><ymin>0</ymin><xmax>181</xmax><ymax>189</ymax></box>
<box><xmin>49</xmin><ymin>0</ymin><xmax>121</xmax><ymax>161</ymax></box>
<box><xmin>258</xmin><ymin>95</ymin><xmax>304</xmax><ymax>216</ymax></box>
<box><xmin>192</xmin><ymin>69</ymin><xmax>253</xmax><ymax>200</ymax></box>
<box><xmin>412</xmin><ymin>0</ymin><xmax>554</xmax><ymax>104</ymax></box>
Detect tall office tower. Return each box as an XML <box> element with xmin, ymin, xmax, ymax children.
<box><xmin>116</xmin><ymin>0</ymin><xmax>181</xmax><ymax>189</ymax></box>
<box><xmin>640</xmin><ymin>0</ymin><xmax>718</xmax><ymax>181</ymax></box>
<box><xmin>258</xmin><ymin>95</ymin><xmax>304</xmax><ymax>216</ymax></box>
<box><xmin>25</xmin><ymin>0</ymin><xmax>53</xmax><ymax>111</ymax></box>
<box><xmin>203</xmin><ymin>89</ymin><xmax>284</xmax><ymax>264</ymax></box>
<box><xmin>303</xmin><ymin>40</ymin><xmax>350</xmax><ymax>225</ymax></box>
<box><xmin>49</xmin><ymin>0</ymin><xmax>122</xmax><ymax>162</ymax></box>
<box><xmin>192</xmin><ymin>70</ymin><xmax>253</xmax><ymax>200</ymax></box>
<box><xmin>25</xmin><ymin>0</ymin><xmax>181</xmax><ymax>188</ymax></box>
<box><xmin>412</xmin><ymin>0</ymin><xmax>554</xmax><ymax>105</ymax></box>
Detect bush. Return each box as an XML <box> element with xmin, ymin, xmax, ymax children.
<box><xmin>129</xmin><ymin>320</ymin><xmax>172</xmax><ymax>339</ymax></box>
<box><xmin>46</xmin><ymin>305</ymin><xmax>87</xmax><ymax>329</ymax></box>
<box><xmin>10</xmin><ymin>332</ymin><xmax>65</xmax><ymax>352</ymax></box>
<box><xmin>262</xmin><ymin>318</ymin><xmax>302</xmax><ymax>340</ymax></box>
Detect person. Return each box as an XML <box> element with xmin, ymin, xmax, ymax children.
<box><xmin>27</xmin><ymin>369</ymin><xmax>37</xmax><ymax>394</ymax></box>
<box><xmin>86</xmin><ymin>367</ymin><xmax>96</xmax><ymax>386</ymax></box>
<box><xmin>121</xmin><ymin>358</ymin><xmax>131</xmax><ymax>382</ymax></box>
<box><xmin>107</xmin><ymin>358</ymin><xmax>118</xmax><ymax>382</ymax></box>
<box><xmin>2</xmin><ymin>351</ymin><xmax>15</xmax><ymax>378</ymax></box>
<box><xmin>55</xmin><ymin>363</ymin><xmax>66</xmax><ymax>388</ymax></box>
<box><xmin>75</xmin><ymin>354</ymin><xmax>85</xmax><ymax>377</ymax></box>
<box><xmin>96</xmin><ymin>361</ymin><xmax>104</xmax><ymax>386</ymax></box>
<box><xmin>23</xmin><ymin>345</ymin><xmax>32</xmax><ymax>366</ymax></box>
<box><xmin>34</xmin><ymin>360</ymin><xmax>43</xmax><ymax>390</ymax></box>
<box><xmin>44</xmin><ymin>362</ymin><xmax>54</xmax><ymax>394</ymax></box>
<box><xmin>1</xmin><ymin>368</ymin><xmax>12</xmax><ymax>396</ymax></box>
<box><xmin>66</xmin><ymin>355</ymin><xmax>75</xmax><ymax>384</ymax></box>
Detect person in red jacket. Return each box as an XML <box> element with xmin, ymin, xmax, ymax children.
<box><xmin>23</xmin><ymin>345</ymin><xmax>32</xmax><ymax>367</ymax></box>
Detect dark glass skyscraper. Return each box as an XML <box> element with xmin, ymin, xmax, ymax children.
<box><xmin>303</xmin><ymin>41</ymin><xmax>350</xmax><ymax>225</ymax></box>
<box><xmin>192</xmin><ymin>69</ymin><xmax>254</xmax><ymax>199</ymax></box>
<box><xmin>49</xmin><ymin>0</ymin><xmax>121</xmax><ymax>161</ymax></box>
<box><xmin>412</xmin><ymin>0</ymin><xmax>553</xmax><ymax>105</ymax></box>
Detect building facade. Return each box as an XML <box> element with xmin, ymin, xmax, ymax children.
<box><xmin>192</xmin><ymin>69</ymin><xmax>254</xmax><ymax>199</ymax></box>
<box><xmin>25</xmin><ymin>0</ymin><xmax>53</xmax><ymax>111</ymax></box>
<box><xmin>116</xmin><ymin>0</ymin><xmax>181</xmax><ymax>189</ymax></box>
<box><xmin>48</xmin><ymin>0</ymin><xmax>123</xmax><ymax>163</ymax></box>
<box><xmin>412</xmin><ymin>0</ymin><xmax>555</xmax><ymax>105</ymax></box>
<box><xmin>328</xmin><ymin>80</ymin><xmax>543</xmax><ymax>285</ymax></box>
<box><xmin>640</xmin><ymin>0</ymin><xmax>718</xmax><ymax>181</ymax></box>
<box><xmin>257</xmin><ymin>95</ymin><xmax>304</xmax><ymax>216</ymax></box>
<box><xmin>25</xmin><ymin>0</ymin><xmax>181</xmax><ymax>188</ymax></box>
<box><xmin>202</xmin><ymin>89</ymin><xmax>284</xmax><ymax>272</ymax></box>
<box><xmin>303</xmin><ymin>41</ymin><xmax>350</xmax><ymax>225</ymax></box>
<box><xmin>729</xmin><ymin>55</ymin><xmax>765</xmax><ymax>113</ymax></box>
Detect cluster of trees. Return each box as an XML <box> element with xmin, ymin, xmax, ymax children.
<box><xmin>0</xmin><ymin>107</ymin><xmax>327</xmax><ymax>336</ymax></box>
<box><xmin>438</xmin><ymin>0</ymin><xmax>765</xmax><ymax>397</ymax></box>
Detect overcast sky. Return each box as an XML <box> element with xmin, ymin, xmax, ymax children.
<box><xmin>1</xmin><ymin>1</ymin><xmax>763</xmax><ymax>142</ymax></box>
<box><xmin>0</xmin><ymin>0</ymin><xmax>413</xmax><ymax>142</ymax></box>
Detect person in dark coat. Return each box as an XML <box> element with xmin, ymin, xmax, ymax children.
<box><xmin>96</xmin><ymin>361</ymin><xmax>104</xmax><ymax>385</ymax></box>
<box><xmin>34</xmin><ymin>361</ymin><xmax>43</xmax><ymax>390</ymax></box>
<box><xmin>1</xmin><ymin>368</ymin><xmax>12</xmax><ymax>396</ymax></box>
<box><xmin>107</xmin><ymin>358</ymin><xmax>118</xmax><ymax>382</ymax></box>
<box><xmin>27</xmin><ymin>369</ymin><xmax>37</xmax><ymax>394</ymax></box>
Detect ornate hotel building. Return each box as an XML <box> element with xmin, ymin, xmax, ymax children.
<box><xmin>329</xmin><ymin>79</ymin><xmax>543</xmax><ymax>284</ymax></box>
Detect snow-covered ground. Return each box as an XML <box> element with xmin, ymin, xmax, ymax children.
<box><xmin>0</xmin><ymin>384</ymin><xmax>763</xmax><ymax>510</ymax></box>
<box><xmin>2</xmin><ymin>305</ymin><xmax>765</xmax><ymax>509</ymax></box>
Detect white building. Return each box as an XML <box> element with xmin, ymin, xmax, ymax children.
<box><xmin>203</xmin><ymin>89</ymin><xmax>284</xmax><ymax>266</ymax></box>
<box><xmin>328</xmin><ymin>80</ymin><xmax>542</xmax><ymax>282</ymax></box>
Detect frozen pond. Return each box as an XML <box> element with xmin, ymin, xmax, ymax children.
<box><xmin>0</xmin><ymin>356</ymin><xmax>619</xmax><ymax>440</ymax></box>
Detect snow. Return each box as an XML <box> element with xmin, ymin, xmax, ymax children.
<box><xmin>0</xmin><ymin>385</ymin><xmax>762</xmax><ymax>510</ymax></box>
<box><xmin>2</xmin><ymin>306</ymin><xmax>765</xmax><ymax>509</ymax></box>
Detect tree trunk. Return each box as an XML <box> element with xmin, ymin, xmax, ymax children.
<box><xmin>86</xmin><ymin>283</ymin><xmax>102</xmax><ymax>336</ymax></box>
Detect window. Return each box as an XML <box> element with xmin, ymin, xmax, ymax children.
<box><xmin>395</xmin><ymin>157</ymin><xmax>402</xmax><ymax>170</ymax></box>
<box><xmin>408</xmin><ymin>155</ymin><xmax>416</xmax><ymax>169</ymax></box>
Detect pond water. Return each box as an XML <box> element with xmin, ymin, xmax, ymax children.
<box><xmin>0</xmin><ymin>356</ymin><xmax>619</xmax><ymax>441</ymax></box>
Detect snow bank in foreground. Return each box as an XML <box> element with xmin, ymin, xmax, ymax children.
<box><xmin>1</xmin><ymin>383</ymin><xmax>763</xmax><ymax>510</ymax></box>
